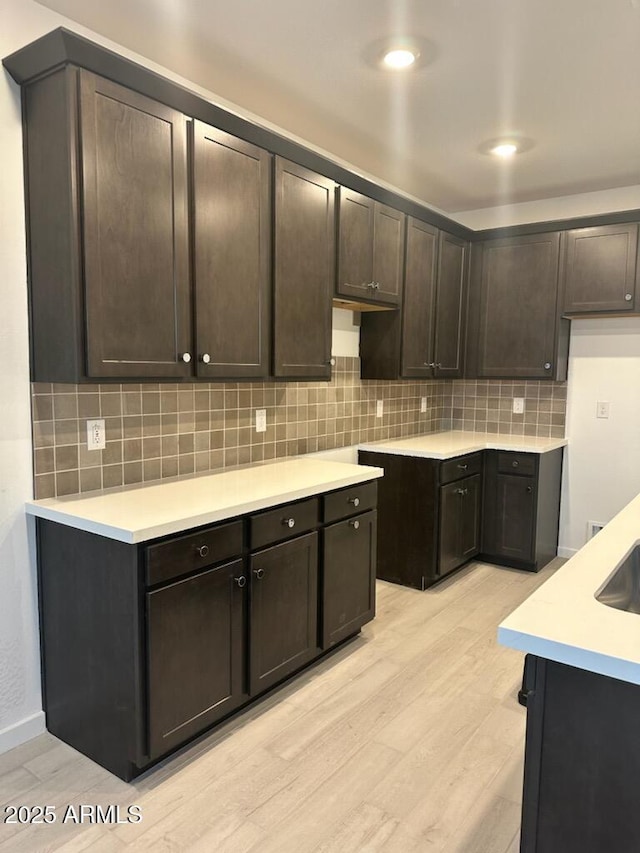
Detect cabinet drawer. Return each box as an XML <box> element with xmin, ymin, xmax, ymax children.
<box><xmin>323</xmin><ymin>481</ymin><xmax>377</xmax><ymax>523</ymax></box>
<box><xmin>250</xmin><ymin>498</ymin><xmax>319</xmax><ymax>550</ymax></box>
<box><xmin>497</xmin><ymin>452</ymin><xmax>537</xmax><ymax>477</ymax></box>
<box><xmin>145</xmin><ymin>520</ymin><xmax>244</xmax><ymax>587</ymax></box>
<box><xmin>440</xmin><ymin>452</ymin><xmax>482</xmax><ymax>485</ymax></box>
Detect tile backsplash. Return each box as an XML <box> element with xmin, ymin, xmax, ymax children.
<box><xmin>31</xmin><ymin>358</ymin><xmax>567</xmax><ymax>499</ymax></box>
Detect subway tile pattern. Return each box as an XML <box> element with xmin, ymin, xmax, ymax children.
<box><xmin>31</xmin><ymin>360</ymin><xmax>567</xmax><ymax>499</ymax></box>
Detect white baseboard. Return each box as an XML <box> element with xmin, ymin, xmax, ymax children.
<box><xmin>0</xmin><ymin>711</ymin><xmax>46</xmax><ymax>756</ymax></box>
<box><xmin>557</xmin><ymin>546</ymin><xmax>578</xmax><ymax>559</ymax></box>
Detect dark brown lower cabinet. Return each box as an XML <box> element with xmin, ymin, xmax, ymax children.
<box><xmin>439</xmin><ymin>474</ymin><xmax>481</xmax><ymax>577</ymax></box>
<box><xmin>359</xmin><ymin>446</ymin><xmax>563</xmax><ymax>589</ymax></box>
<box><xmin>322</xmin><ymin>509</ymin><xmax>377</xmax><ymax>648</ymax></box>
<box><xmin>520</xmin><ymin>656</ymin><xmax>640</xmax><ymax>853</ymax></box>
<box><xmin>35</xmin><ymin>479</ymin><xmax>379</xmax><ymax>781</ymax></box>
<box><xmin>249</xmin><ymin>533</ymin><xmax>318</xmax><ymax>695</ymax></box>
<box><xmin>482</xmin><ymin>449</ymin><xmax>563</xmax><ymax>571</ymax></box>
<box><xmin>147</xmin><ymin>559</ymin><xmax>247</xmax><ymax>758</ymax></box>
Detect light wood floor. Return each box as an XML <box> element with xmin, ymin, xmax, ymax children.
<box><xmin>0</xmin><ymin>559</ymin><xmax>561</xmax><ymax>853</ymax></box>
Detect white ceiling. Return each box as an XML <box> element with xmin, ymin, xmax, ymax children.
<box><xmin>36</xmin><ymin>0</ymin><xmax>640</xmax><ymax>213</ymax></box>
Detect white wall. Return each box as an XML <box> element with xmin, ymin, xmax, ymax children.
<box><xmin>0</xmin><ymin>0</ymin><xmax>72</xmax><ymax>753</ymax></box>
<box><xmin>453</xmin><ymin>185</ymin><xmax>640</xmax><ymax>231</ymax></box>
<box><xmin>558</xmin><ymin>318</ymin><xmax>640</xmax><ymax>556</ymax></box>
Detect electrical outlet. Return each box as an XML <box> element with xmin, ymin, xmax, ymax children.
<box><xmin>86</xmin><ymin>419</ymin><xmax>106</xmax><ymax>451</ymax></box>
<box><xmin>420</xmin><ymin>397</ymin><xmax>427</xmax><ymax>413</ymax></box>
<box><xmin>596</xmin><ymin>401</ymin><xmax>610</xmax><ymax>419</ymax></box>
<box><xmin>376</xmin><ymin>400</ymin><xmax>384</xmax><ymax>418</ymax></box>
<box><xmin>255</xmin><ymin>409</ymin><xmax>267</xmax><ymax>433</ymax></box>
<box><xmin>512</xmin><ymin>397</ymin><xmax>524</xmax><ymax>414</ymax></box>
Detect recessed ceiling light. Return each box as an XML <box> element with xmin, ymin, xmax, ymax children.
<box><xmin>382</xmin><ymin>48</ymin><xmax>417</xmax><ymax>70</ymax></box>
<box><xmin>363</xmin><ymin>37</ymin><xmax>436</xmax><ymax>72</ymax></box>
<box><xmin>491</xmin><ymin>142</ymin><xmax>518</xmax><ymax>158</ymax></box>
<box><xmin>479</xmin><ymin>136</ymin><xmax>535</xmax><ymax>158</ymax></box>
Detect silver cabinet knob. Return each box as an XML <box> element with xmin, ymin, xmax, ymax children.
<box><xmin>181</xmin><ymin>352</ymin><xmax>192</xmax><ymax>363</ymax></box>
<box><xmin>625</xmin><ymin>293</ymin><xmax>633</xmax><ymax>301</ymax></box>
<box><xmin>512</xmin><ymin>460</ymin><xmax>519</xmax><ymax>468</ymax></box>
<box><xmin>200</xmin><ymin>353</ymin><xmax>211</xmax><ymax>364</ymax></box>
<box><xmin>374</xmin><ymin>282</ymin><xmax>380</xmax><ymax>290</ymax></box>
<box><xmin>283</xmin><ymin>517</ymin><xmax>295</xmax><ymax>529</ymax></box>
<box><xmin>350</xmin><ymin>520</ymin><xmax>360</xmax><ymax>530</ymax></box>
<box><xmin>253</xmin><ymin>568</ymin><xmax>265</xmax><ymax>580</ymax></box>
<box><xmin>365</xmin><ymin>281</ymin><xmax>376</xmax><ymax>289</ymax></box>
<box><xmin>196</xmin><ymin>544</ymin><xmax>209</xmax><ymax>558</ymax></box>
<box><xmin>544</xmin><ymin>362</ymin><xmax>552</xmax><ymax>370</ymax></box>
<box><xmin>424</xmin><ymin>362</ymin><xmax>436</xmax><ymax>368</ymax></box>
<box><xmin>349</xmin><ymin>497</ymin><xmax>360</xmax><ymax>507</ymax></box>
<box><xmin>234</xmin><ymin>576</ymin><xmax>247</xmax><ymax>588</ymax></box>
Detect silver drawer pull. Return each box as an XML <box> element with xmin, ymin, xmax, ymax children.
<box><xmin>350</xmin><ymin>520</ymin><xmax>360</xmax><ymax>530</ymax></box>
<box><xmin>348</xmin><ymin>497</ymin><xmax>360</xmax><ymax>507</ymax></box>
<box><xmin>457</xmin><ymin>463</ymin><xmax>468</xmax><ymax>470</ymax></box>
<box><xmin>512</xmin><ymin>460</ymin><xmax>519</xmax><ymax>468</ymax></box>
<box><xmin>234</xmin><ymin>576</ymin><xmax>246</xmax><ymax>588</ymax></box>
<box><xmin>283</xmin><ymin>517</ymin><xmax>295</xmax><ymax>529</ymax></box>
<box><xmin>196</xmin><ymin>544</ymin><xmax>209</xmax><ymax>558</ymax></box>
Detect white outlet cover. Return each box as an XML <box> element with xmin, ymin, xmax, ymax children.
<box><xmin>255</xmin><ymin>409</ymin><xmax>267</xmax><ymax>433</ymax></box>
<box><xmin>512</xmin><ymin>397</ymin><xmax>525</xmax><ymax>414</ymax></box>
<box><xmin>376</xmin><ymin>400</ymin><xmax>384</xmax><ymax>418</ymax></box>
<box><xmin>86</xmin><ymin>419</ymin><xmax>106</xmax><ymax>451</ymax></box>
<box><xmin>596</xmin><ymin>401</ymin><xmax>610</xmax><ymax>419</ymax></box>
<box><xmin>420</xmin><ymin>397</ymin><xmax>427</xmax><ymax>413</ymax></box>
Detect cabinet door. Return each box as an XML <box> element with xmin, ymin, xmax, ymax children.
<box><xmin>372</xmin><ymin>202</ymin><xmax>405</xmax><ymax>304</ymax></box>
<box><xmin>562</xmin><ymin>223</ymin><xmax>639</xmax><ymax>314</ymax></box>
<box><xmin>322</xmin><ymin>510</ymin><xmax>377</xmax><ymax>649</ymax></box>
<box><xmin>492</xmin><ymin>474</ymin><xmax>536</xmax><ymax>563</ymax></box>
<box><xmin>459</xmin><ymin>473</ymin><xmax>481</xmax><ymax>561</ymax></box>
<box><xmin>273</xmin><ymin>158</ymin><xmax>334</xmax><ymax>379</ymax></box>
<box><xmin>336</xmin><ymin>187</ymin><xmax>375</xmax><ymax>302</ymax></box>
<box><xmin>191</xmin><ymin>122</ymin><xmax>271</xmax><ymax>378</ymax></box>
<box><xmin>79</xmin><ymin>71</ymin><xmax>191</xmax><ymax>379</ymax></box>
<box><xmin>433</xmin><ymin>232</ymin><xmax>468</xmax><ymax>378</ymax></box>
<box><xmin>438</xmin><ymin>474</ymin><xmax>480</xmax><ymax>577</ymax></box>
<box><xmin>249</xmin><ymin>532</ymin><xmax>318</xmax><ymax>694</ymax></box>
<box><xmin>476</xmin><ymin>233</ymin><xmax>561</xmax><ymax>379</ymax></box>
<box><xmin>146</xmin><ymin>559</ymin><xmax>246</xmax><ymax>758</ymax></box>
<box><xmin>400</xmin><ymin>218</ymin><xmax>438</xmax><ymax>378</ymax></box>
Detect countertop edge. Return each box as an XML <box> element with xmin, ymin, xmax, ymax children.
<box><xmin>498</xmin><ymin>626</ymin><xmax>640</xmax><ymax>687</ymax></box>
<box><xmin>26</xmin><ymin>466</ymin><xmax>384</xmax><ymax>544</ymax></box>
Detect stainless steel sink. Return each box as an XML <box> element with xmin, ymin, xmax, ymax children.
<box><xmin>595</xmin><ymin>545</ymin><xmax>640</xmax><ymax>614</ymax></box>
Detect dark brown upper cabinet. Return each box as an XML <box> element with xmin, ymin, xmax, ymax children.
<box><xmin>336</xmin><ymin>188</ymin><xmax>405</xmax><ymax>309</ymax></box>
<box><xmin>23</xmin><ymin>66</ymin><xmax>192</xmax><ymax>382</ymax></box>
<box><xmin>360</xmin><ymin>220</ymin><xmax>468</xmax><ymax>380</ymax></box>
<box><xmin>273</xmin><ymin>158</ymin><xmax>335</xmax><ymax>379</ymax></box>
<box><xmin>467</xmin><ymin>232</ymin><xmax>569</xmax><ymax>380</ymax></box>
<box><xmin>561</xmin><ymin>223</ymin><xmax>639</xmax><ymax>315</ymax></box>
<box><xmin>191</xmin><ymin>121</ymin><xmax>271</xmax><ymax>379</ymax></box>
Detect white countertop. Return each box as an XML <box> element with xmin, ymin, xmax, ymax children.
<box><xmin>358</xmin><ymin>430</ymin><xmax>567</xmax><ymax>460</ymax></box>
<box><xmin>499</xmin><ymin>492</ymin><xmax>640</xmax><ymax>686</ymax></box>
<box><xmin>26</xmin><ymin>458</ymin><xmax>383</xmax><ymax>544</ymax></box>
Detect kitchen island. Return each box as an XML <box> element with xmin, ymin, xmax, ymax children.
<box><xmin>499</xmin><ymin>492</ymin><xmax>640</xmax><ymax>853</ymax></box>
<box><xmin>359</xmin><ymin>431</ymin><xmax>567</xmax><ymax>589</ymax></box>
<box><xmin>26</xmin><ymin>458</ymin><xmax>383</xmax><ymax>780</ymax></box>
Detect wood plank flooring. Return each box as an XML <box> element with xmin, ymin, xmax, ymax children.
<box><xmin>0</xmin><ymin>559</ymin><xmax>561</xmax><ymax>852</ymax></box>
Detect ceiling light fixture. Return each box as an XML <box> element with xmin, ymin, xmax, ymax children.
<box><xmin>382</xmin><ymin>48</ymin><xmax>417</xmax><ymax>70</ymax></box>
<box><xmin>479</xmin><ymin>136</ymin><xmax>535</xmax><ymax>158</ymax></box>
<box><xmin>491</xmin><ymin>142</ymin><xmax>518</xmax><ymax>158</ymax></box>
<box><xmin>363</xmin><ymin>36</ymin><xmax>436</xmax><ymax>72</ymax></box>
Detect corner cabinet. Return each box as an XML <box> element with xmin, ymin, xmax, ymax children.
<box><xmin>25</xmin><ymin>67</ymin><xmax>192</xmax><ymax>382</ymax></box>
<box><xmin>467</xmin><ymin>232</ymin><xmax>570</xmax><ymax>380</ymax></box>
<box><xmin>360</xmin><ymin>220</ymin><xmax>468</xmax><ymax>380</ymax></box>
<box><xmin>35</xmin><ymin>479</ymin><xmax>378</xmax><ymax>781</ymax></box>
<box><xmin>336</xmin><ymin>187</ymin><xmax>405</xmax><ymax>308</ymax></box>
